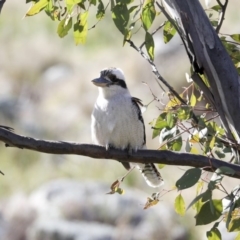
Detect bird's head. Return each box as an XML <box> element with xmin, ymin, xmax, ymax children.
<box><xmin>92</xmin><ymin>68</ymin><xmax>127</xmax><ymax>95</ymax></box>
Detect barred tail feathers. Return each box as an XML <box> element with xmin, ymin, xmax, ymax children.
<box><xmin>137</xmin><ymin>163</ymin><xmax>164</xmax><ymax>188</ymax></box>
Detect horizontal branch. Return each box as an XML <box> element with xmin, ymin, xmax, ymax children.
<box><xmin>0</xmin><ymin>127</ymin><xmax>240</xmax><ymax>179</ymax></box>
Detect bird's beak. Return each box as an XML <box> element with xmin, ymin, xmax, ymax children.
<box><xmin>92</xmin><ymin>77</ymin><xmax>111</xmax><ymax>87</ymax></box>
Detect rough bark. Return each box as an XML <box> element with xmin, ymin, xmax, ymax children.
<box><xmin>0</xmin><ymin>127</ymin><xmax>240</xmax><ymax>179</ymax></box>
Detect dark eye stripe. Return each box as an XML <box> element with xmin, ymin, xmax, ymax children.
<box><xmin>100</xmin><ymin>70</ymin><xmax>127</xmax><ymax>89</ymax></box>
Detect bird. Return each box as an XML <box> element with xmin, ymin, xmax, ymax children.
<box><xmin>91</xmin><ymin>67</ymin><xmax>164</xmax><ymax>188</ymax></box>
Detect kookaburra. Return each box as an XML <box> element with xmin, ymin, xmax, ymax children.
<box><xmin>91</xmin><ymin>67</ymin><xmax>164</xmax><ymax>188</ymax></box>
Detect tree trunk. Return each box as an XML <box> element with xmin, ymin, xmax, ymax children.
<box><xmin>163</xmin><ymin>0</ymin><xmax>240</xmax><ymax>150</ymax></box>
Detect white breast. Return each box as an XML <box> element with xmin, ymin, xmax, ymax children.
<box><xmin>91</xmin><ymin>94</ymin><xmax>145</xmax><ymax>151</ymax></box>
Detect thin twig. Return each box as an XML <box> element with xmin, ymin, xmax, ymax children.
<box><xmin>88</xmin><ymin>1</ymin><xmax>110</xmax><ymax>30</ymax></box>
<box><xmin>216</xmin><ymin>0</ymin><xmax>229</xmax><ymax>33</ymax></box>
<box><xmin>156</xmin><ymin>2</ymin><xmax>181</xmax><ymax>37</ymax></box>
<box><xmin>139</xmin><ymin>22</ymin><xmax>166</xmax><ymax>49</ymax></box>
<box><xmin>126</xmin><ymin>39</ymin><xmax>186</xmax><ymax>105</ymax></box>
<box><xmin>215</xmin><ymin>0</ymin><xmax>228</xmax><ymax>33</ymax></box>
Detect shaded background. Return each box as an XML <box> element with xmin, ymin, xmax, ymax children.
<box><xmin>0</xmin><ymin>0</ymin><xmax>240</xmax><ymax>239</ymax></box>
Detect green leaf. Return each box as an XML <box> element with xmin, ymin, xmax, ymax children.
<box><xmin>215</xmin><ymin>150</ymin><xmax>226</xmax><ymax>159</ymax></box>
<box><xmin>145</xmin><ymin>31</ymin><xmax>155</xmax><ymax>60</ymax></box>
<box><xmin>158</xmin><ymin>163</ymin><xmax>165</xmax><ymax>169</ymax></box>
<box><xmin>66</xmin><ymin>0</ymin><xmax>81</xmax><ymax>12</ymax></box>
<box><xmin>171</xmin><ymin>136</ymin><xmax>182</xmax><ymax>151</ymax></box>
<box><xmin>235</xmin><ymin>232</ymin><xmax>240</xmax><ymax>240</ymax></box>
<box><xmin>112</xmin><ymin>3</ymin><xmax>129</xmax><ymax>35</ymax></box>
<box><xmin>163</xmin><ymin>20</ymin><xmax>177</xmax><ymax>43</ymax></box>
<box><xmin>78</xmin><ymin>2</ymin><xmax>86</xmax><ymax>10</ymax></box>
<box><xmin>123</xmin><ymin>28</ymin><xmax>132</xmax><ymax>45</ymax></box>
<box><xmin>190</xmin><ymin>93</ymin><xmax>197</xmax><ymax>107</ymax></box>
<box><xmin>141</xmin><ymin>0</ymin><xmax>156</xmax><ymax>31</ymax></box>
<box><xmin>211</xmin><ymin>20</ymin><xmax>218</xmax><ymax>27</ymax></box>
<box><xmin>96</xmin><ymin>0</ymin><xmax>105</xmax><ymax>20</ymax></box>
<box><xmin>73</xmin><ymin>11</ymin><xmax>88</xmax><ymax>45</ymax></box>
<box><xmin>57</xmin><ymin>17</ymin><xmax>72</xmax><ymax>38</ymax></box>
<box><xmin>116</xmin><ymin>0</ymin><xmax>133</xmax><ymax>3</ymax></box>
<box><xmin>228</xmin><ymin>217</ymin><xmax>240</xmax><ymax>232</ymax></box>
<box><xmin>187</xmin><ymin>189</ymin><xmax>211</xmax><ymax>211</ymax></box>
<box><xmin>174</xmin><ymin>193</ymin><xmax>185</xmax><ymax>216</ymax></box>
<box><xmin>211</xmin><ymin>5</ymin><xmax>221</xmax><ymax>12</ymax></box>
<box><xmin>176</xmin><ymin>168</ymin><xmax>202</xmax><ymax>190</ymax></box>
<box><xmin>209</xmin><ymin>136</ymin><xmax>216</xmax><ymax>149</ymax></box>
<box><xmin>207</xmin><ymin>228</ymin><xmax>221</xmax><ymax>240</ymax></box>
<box><xmin>177</xmin><ymin>107</ymin><xmax>192</xmax><ymax>120</ymax></box>
<box><xmin>152</xmin><ymin>112</ymin><xmax>168</xmax><ymax>139</ymax></box>
<box><xmin>195</xmin><ymin>199</ymin><xmax>222</xmax><ymax>225</ymax></box>
<box><xmin>166</xmin><ymin>112</ymin><xmax>174</xmax><ymax>128</ymax></box>
<box><xmin>89</xmin><ymin>0</ymin><xmax>97</xmax><ymax>5</ymax></box>
<box><xmin>26</xmin><ymin>0</ymin><xmax>49</xmax><ymax>16</ymax></box>
<box><xmin>231</xmin><ymin>34</ymin><xmax>240</xmax><ymax>43</ymax></box>
<box><xmin>128</xmin><ymin>5</ymin><xmax>138</xmax><ymax>14</ymax></box>
<box><xmin>190</xmin><ymin>147</ymin><xmax>199</xmax><ymax>154</ymax></box>
<box><xmin>216</xmin><ymin>166</ymin><xmax>235</xmax><ymax>176</ymax></box>
<box><xmin>44</xmin><ymin>0</ymin><xmax>54</xmax><ymax>19</ymax></box>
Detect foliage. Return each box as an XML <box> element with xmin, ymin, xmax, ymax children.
<box><xmin>24</xmin><ymin>0</ymin><xmax>240</xmax><ymax>239</ymax></box>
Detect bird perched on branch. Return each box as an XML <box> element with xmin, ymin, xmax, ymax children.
<box><xmin>91</xmin><ymin>67</ymin><xmax>163</xmax><ymax>188</ymax></box>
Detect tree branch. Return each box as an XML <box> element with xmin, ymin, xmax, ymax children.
<box><xmin>0</xmin><ymin>0</ymin><xmax>5</xmax><ymax>13</ymax></box>
<box><xmin>216</xmin><ymin>0</ymin><xmax>229</xmax><ymax>34</ymax></box>
<box><xmin>0</xmin><ymin>127</ymin><xmax>240</xmax><ymax>179</ymax></box>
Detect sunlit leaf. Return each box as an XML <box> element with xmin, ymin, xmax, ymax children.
<box><xmin>175</xmin><ymin>193</ymin><xmax>185</xmax><ymax>216</ymax></box>
<box><xmin>145</xmin><ymin>31</ymin><xmax>154</xmax><ymax>60</ymax></box>
<box><xmin>73</xmin><ymin>11</ymin><xmax>88</xmax><ymax>45</ymax></box>
<box><xmin>123</xmin><ymin>28</ymin><xmax>132</xmax><ymax>45</ymax></box>
<box><xmin>141</xmin><ymin>0</ymin><xmax>156</xmax><ymax>31</ymax></box>
<box><xmin>57</xmin><ymin>17</ymin><xmax>72</xmax><ymax>38</ymax></box>
<box><xmin>206</xmin><ymin>227</ymin><xmax>221</xmax><ymax>240</ymax></box>
<box><xmin>195</xmin><ymin>199</ymin><xmax>222</xmax><ymax>225</ymax></box>
<box><xmin>66</xmin><ymin>0</ymin><xmax>81</xmax><ymax>12</ymax></box>
<box><xmin>231</xmin><ymin>34</ymin><xmax>240</xmax><ymax>43</ymax></box>
<box><xmin>176</xmin><ymin>168</ymin><xmax>202</xmax><ymax>190</ymax></box>
<box><xmin>166</xmin><ymin>112</ymin><xmax>174</xmax><ymax>128</ymax></box>
<box><xmin>177</xmin><ymin>107</ymin><xmax>192</xmax><ymax>120</ymax></box>
<box><xmin>151</xmin><ymin>112</ymin><xmax>168</xmax><ymax>139</ymax></box>
<box><xmin>112</xmin><ymin>3</ymin><xmax>129</xmax><ymax>34</ymax></box>
<box><xmin>171</xmin><ymin>136</ymin><xmax>182</xmax><ymax>151</ymax></box>
<box><xmin>209</xmin><ymin>136</ymin><xmax>215</xmax><ymax>149</ymax></box>
<box><xmin>228</xmin><ymin>217</ymin><xmax>240</xmax><ymax>232</ymax></box>
<box><xmin>158</xmin><ymin>163</ymin><xmax>165</xmax><ymax>169</ymax></box>
<box><xmin>190</xmin><ymin>147</ymin><xmax>199</xmax><ymax>154</ymax></box>
<box><xmin>190</xmin><ymin>93</ymin><xmax>197</xmax><ymax>107</ymax></box>
<box><xmin>163</xmin><ymin>20</ymin><xmax>177</xmax><ymax>43</ymax></box>
<box><xmin>235</xmin><ymin>232</ymin><xmax>240</xmax><ymax>240</ymax></box>
<box><xmin>26</xmin><ymin>0</ymin><xmax>49</xmax><ymax>16</ymax></box>
<box><xmin>96</xmin><ymin>0</ymin><xmax>105</xmax><ymax>20</ymax></box>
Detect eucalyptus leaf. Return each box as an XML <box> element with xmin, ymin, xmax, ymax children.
<box><xmin>176</xmin><ymin>168</ymin><xmax>201</xmax><ymax>190</ymax></box>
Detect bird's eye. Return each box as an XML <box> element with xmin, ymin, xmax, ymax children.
<box><xmin>108</xmin><ymin>74</ymin><xmax>117</xmax><ymax>82</ymax></box>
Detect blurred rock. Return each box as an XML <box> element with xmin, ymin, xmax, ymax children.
<box><xmin>0</xmin><ymin>179</ymin><xmax>190</xmax><ymax>240</ymax></box>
